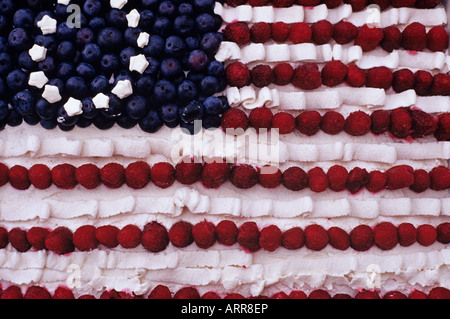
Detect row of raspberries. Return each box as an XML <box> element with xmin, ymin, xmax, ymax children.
<box><xmin>1</xmin><ymin>284</ymin><xmax>450</xmax><ymax>299</ymax></box>
<box><xmin>226</xmin><ymin>61</ymin><xmax>450</xmax><ymax>96</ymax></box>
<box><xmin>224</xmin><ymin>21</ymin><xmax>448</xmax><ymax>53</ymax></box>
<box><xmin>1</xmin><ymin>220</ymin><xmax>449</xmax><ymax>255</ymax></box>
<box><xmin>225</xmin><ymin>0</ymin><xmax>440</xmax><ymax>10</ymax></box>
<box><xmin>1</xmin><ymin>161</ymin><xmax>449</xmax><ymax>192</ymax></box>
<box><xmin>222</xmin><ymin>107</ymin><xmax>450</xmax><ymax>141</ymax></box>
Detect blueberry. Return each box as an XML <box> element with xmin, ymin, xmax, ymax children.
<box><xmin>76</xmin><ymin>117</ymin><xmax>92</xmax><ymax>128</ymax></box>
<box><xmin>90</xmin><ymin>75</ymin><xmax>109</xmax><ymax>94</ymax></box>
<box><xmin>207</xmin><ymin>60</ymin><xmax>224</xmax><ymax>77</ymax></box>
<box><xmin>55</xmin><ymin>4</ymin><xmax>69</xmax><ymax>20</ymax></box>
<box><xmin>8</xmin><ymin>28</ymin><xmax>31</xmax><ymax>51</ymax></box>
<box><xmin>58</xmin><ymin>123</ymin><xmax>75</xmax><ymax>131</ymax></box>
<box><xmin>66</xmin><ymin>76</ymin><xmax>89</xmax><ymax>99</ymax></box>
<box><xmin>6</xmin><ymin>69</ymin><xmax>28</xmax><ymax>92</ymax></box>
<box><xmin>57</xmin><ymin>105</ymin><xmax>79</xmax><ymax>127</ymax></box>
<box><xmin>12</xmin><ymin>89</ymin><xmax>35</xmax><ymax>117</ymax></box>
<box><xmin>126</xmin><ymin>95</ymin><xmax>149</xmax><ymax>120</ymax></box>
<box><xmin>6</xmin><ymin>108</ymin><xmax>23</xmax><ymax>127</ymax></box>
<box><xmin>0</xmin><ymin>78</ymin><xmax>5</xmax><ymax>96</ymax></box>
<box><xmin>0</xmin><ymin>99</ymin><xmax>8</xmax><ymax>120</ymax></box>
<box><xmin>0</xmin><ymin>16</ymin><xmax>7</xmax><ymax>35</ymax></box>
<box><xmin>165</xmin><ymin>118</ymin><xmax>180</xmax><ymax>128</ymax></box>
<box><xmin>139</xmin><ymin>109</ymin><xmax>163</xmax><ymax>133</ymax></box>
<box><xmin>101</xmin><ymin>93</ymin><xmax>123</xmax><ymax>118</ymax></box>
<box><xmin>120</xmin><ymin>47</ymin><xmax>138</xmax><ymax>67</ymax></box>
<box><xmin>139</xmin><ymin>10</ymin><xmax>155</xmax><ymax>29</ymax></box>
<box><xmin>186</xmin><ymin>71</ymin><xmax>204</xmax><ymax>84</ymax></box>
<box><xmin>116</xmin><ymin>115</ymin><xmax>137</xmax><ymax>129</ymax></box>
<box><xmin>97</xmin><ymin>27</ymin><xmax>123</xmax><ymax>52</ymax></box>
<box><xmin>177</xmin><ymin>80</ymin><xmax>197</xmax><ymax>103</ymax></box>
<box><xmin>199</xmin><ymin>75</ymin><xmax>219</xmax><ymax>96</ymax></box>
<box><xmin>24</xmin><ymin>112</ymin><xmax>40</xmax><ymax>126</ymax></box>
<box><xmin>13</xmin><ymin>8</ymin><xmax>35</xmax><ymax>29</ymax></box>
<box><xmin>185</xmin><ymin>36</ymin><xmax>200</xmax><ymax>51</ymax></box>
<box><xmin>153</xmin><ymin>79</ymin><xmax>177</xmax><ymax>104</ymax></box>
<box><xmin>200</xmin><ymin>32</ymin><xmax>221</xmax><ymax>56</ymax></box>
<box><xmin>38</xmin><ymin>56</ymin><xmax>56</xmax><ymax>75</ymax></box>
<box><xmin>34</xmin><ymin>11</ymin><xmax>55</xmax><ymax>28</ymax></box>
<box><xmin>0</xmin><ymin>52</ymin><xmax>13</xmax><ymax>75</ymax></box>
<box><xmin>56</xmin><ymin>62</ymin><xmax>75</xmax><ymax>80</ymax></box>
<box><xmin>81</xmin><ymin>43</ymin><xmax>102</xmax><ymax>64</ymax></box>
<box><xmin>152</xmin><ymin>16</ymin><xmax>172</xmax><ymax>38</ymax></box>
<box><xmin>178</xmin><ymin>3</ymin><xmax>194</xmax><ymax>16</ymax></box>
<box><xmin>143</xmin><ymin>57</ymin><xmax>160</xmax><ymax>77</ymax></box>
<box><xmin>57</xmin><ymin>41</ymin><xmax>76</xmax><ymax>61</ymax></box>
<box><xmin>56</xmin><ymin>22</ymin><xmax>77</xmax><ymax>41</ymax></box>
<box><xmin>83</xmin><ymin>0</ymin><xmax>102</xmax><ymax>17</ymax></box>
<box><xmin>160</xmin><ymin>58</ymin><xmax>183</xmax><ymax>80</ymax></box>
<box><xmin>35</xmin><ymin>98</ymin><xmax>59</xmax><ymax>120</ymax></box>
<box><xmin>100</xmin><ymin>53</ymin><xmax>120</xmax><ymax>74</ymax></box>
<box><xmin>76</xmin><ymin>28</ymin><xmax>95</xmax><ymax>47</ymax></box>
<box><xmin>92</xmin><ymin>113</ymin><xmax>116</xmax><ymax>130</ymax></box>
<box><xmin>180</xmin><ymin>120</ymin><xmax>201</xmax><ymax>135</ymax></box>
<box><xmin>217</xmin><ymin>76</ymin><xmax>227</xmax><ymax>92</ymax></box>
<box><xmin>187</xmin><ymin>49</ymin><xmax>209</xmax><ymax>72</ymax></box>
<box><xmin>158</xmin><ymin>1</ymin><xmax>177</xmax><ymax>19</ymax></box>
<box><xmin>136</xmin><ymin>76</ymin><xmax>155</xmax><ymax>95</ymax></box>
<box><xmin>0</xmin><ymin>0</ymin><xmax>14</xmax><ymax>15</ymax></box>
<box><xmin>89</xmin><ymin>17</ymin><xmax>106</xmax><ymax>31</ymax></box>
<box><xmin>159</xmin><ymin>103</ymin><xmax>179</xmax><ymax>123</ymax></box>
<box><xmin>218</xmin><ymin>96</ymin><xmax>230</xmax><ymax>112</ymax></box>
<box><xmin>76</xmin><ymin>62</ymin><xmax>96</xmax><ymax>80</ymax></box>
<box><xmin>173</xmin><ymin>15</ymin><xmax>195</xmax><ymax>37</ymax></box>
<box><xmin>143</xmin><ymin>35</ymin><xmax>164</xmax><ymax>58</ymax></box>
<box><xmin>35</xmin><ymin>35</ymin><xmax>57</xmax><ymax>55</ymax></box>
<box><xmin>106</xmin><ymin>9</ymin><xmax>128</xmax><ymax>29</ymax></box>
<box><xmin>124</xmin><ymin>27</ymin><xmax>143</xmax><ymax>47</ymax></box>
<box><xmin>195</xmin><ymin>13</ymin><xmax>216</xmax><ymax>34</ymax></box>
<box><xmin>179</xmin><ymin>100</ymin><xmax>203</xmax><ymax>123</ymax></box>
<box><xmin>141</xmin><ymin>0</ymin><xmax>159</xmax><ymax>10</ymax></box>
<box><xmin>202</xmin><ymin>114</ymin><xmax>221</xmax><ymax>129</ymax></box>
<box><xmin>48</xmin><ymin>78</ymin><xmax>65</xmax><ymax>94</ymax></box>
<box><xmin>40</xmin><ymin>118</ymin><xmax>57</xmax><ymax>130</ymax></box>
<box><xmin>81</xmin><ymin>97</ymin><xmax>99</xmax><ymax>119</ymax></box>
<box><xmin>203</xmin><ymin>96</ymin><xmax>224</xmax><ymax>115</ymax></box>
<box><xmin>0</xmin><ymin>36</ymin><xmax>8</xmax><ymax>53</ymax></box>
<box><xmin>193</xmin><ymin>0</ymin><xmax>216</xmax><ymax>12</ymax></box>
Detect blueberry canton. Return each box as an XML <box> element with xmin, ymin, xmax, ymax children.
<box><xmin>0</xmin><ymin>0</ymin><xmax>228</xmax><ymax>133</ymax></box>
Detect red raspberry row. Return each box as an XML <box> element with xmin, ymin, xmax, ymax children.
<box><xmin>222</xmin><ymin>107</ymin><xmax>450</xmax><ymax>141</ymax></box>
<box><xmin>226</xmin><ymin>61</ymin><xmax>450</xmax><ymax>96</ymax></box>
<box><xmin>1</xmin><ymin>161</ymin><xmax>449</xmax><ymax>192</ymax></box>
<box><xmin>3</xmin><ymin>284</ymin><xmax>449</xmax><ymax>299</ymax></box>
<box><xmin>226</xmin><ymin>0</ymin><xmax>440</xmax><ymax>10</ymax></box>
<box><xmin>225</xmin><ymin>21</ymin><xmax>448</xmax><ymax>53</ymax></box>
<box><xmin>2</xmin><ymin>221</ymin><xmax>449</xmax><ymax>254</ymax></box>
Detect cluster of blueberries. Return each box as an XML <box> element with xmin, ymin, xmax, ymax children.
<box><xmin>0</xmin><ymin>0</ymin><xmax>229</xmax><ymax>133</ymax></box>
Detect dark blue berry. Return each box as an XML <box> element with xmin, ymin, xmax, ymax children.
<box><xmin>136</xmin><ymin>76</ymin><xmax>155</xmax><ymax>95</ymax></box>
<box><xmin>126</xmin><ymin>95</ymin><xmax>149</xmax><ymax>120</ymax></box>
<box><xmin>141</xmin><ymin>0</ymin><xmax>159</xmax><ymax>10</ymax></box>
<box><xmin>177</xmin><ymin>80</ymin><xmax>197</xmax><ymax>103</ymax></box>
<box><xmin>116</xmin><ymin>115</ymin><xmax>137</xmax><ymax>129</ymax></box>
<box><xmin>35</xmin><ymin>98</ymin><xmax>59</xmax><ymax>120</ymax></box>
<box><xmin>8</xmin><ymin>28</ymin><xmax>31</xmax><ymax>51</ymax></box>
<box><xmin>92</xmin><ymin>113</ymin><xmax>116</xmax><ymax>130</ymax></box>
<box><xmin>81</xmin><ymin>43</ymin><xmax>102</xmax><ymax>64</ymax></box>
<box><xmin>178</xmin><ymin>3</ymin><xmax>194</xmax><ymax>16</ymax></box>
<box><xmin>40</xmin><ymin>118</ymin><xmax>57</xmax><ymax>130</ymax></box>
<box><xmin>100</xmin><ymin>53</ymin><xmax>120</xmax><ymax>74</ymax></box>
<box><xmin>202</xmin><ymin>114</ymin><xmax>221</xmax><ymax>129</ymax></box>
<box><xmin>57</xmin><ymin>41</ymin><xmax>76</xmax><ymax>61</ymax></box>
<box><xmin>0</xmin><ymin>52</ymin><xmax>13</xmax><ymax>75</ymax></box>
<box><xmin>57</xmin><ymin>105</ymin><xmax>79</xmax><ymax>127</ymax></box>
<box><xmin>199</xmin><ymin>75</ymin><xmax>219</xmax><ymax>96</ymax></box>
<box><xmin>143</xmin><ymin>35</ymin><xmax>164</xmax><ymax>58</ymax></box>
<box><xmin>180</xmin><ymin>120</ymin><xmax>201</xmax><ymax>135</ymax></box>
<box><xmin>35</xmin><ymin>35</ymin><xmax>57</xmax><ymax>55</ymax></box>
<box><xmin>56</xmin><ymin>22</ymin><xmax>77</xmax><ymax>41</ymax></box>
<box><xmin>66</xmin><ymin>76</ymin><xmax>89</xmax><ymax>99</ymax></box>
<box><xmin>207</xmin><ymin>60</ymin><xmax>224</xmax><ymax>77</ymax></box>
<box><xmin>193</xmin><ymin>0</ymin><xmax>216</xmax><ymax>12</ymax></box>
<box><xmin>76</xmin><ymin>62</ymin><xmax>96</xmax><ymax>80</ymax></box>
<box><xmin>48</xmin><ymin>78</ymin><xmax>65</xmax><ymax>94</ymax></box>
<box><xmin>97</xmin><ymin>27</ymin><xmax>123</xmax><ymax>52</ymax></box>
<box><xmin>7</xmin><ymin>69</ymin><xmax>28</xmax><ymax>92</ymax></box>
<box><xmin>76</xmin><ymin>28</ymin><xmax>95</xmax><ymax>47</ymax></box>
<box><xmin>195</xmin><ymin>13</ymin><xmax>216</xmax><ymax>34</ymax></box>
<box><xmin>0</xmin><ymin>0</ymin><xmax>13</xmax><ymax>15</ymax></box>
<box><xmin>0</xmin><ymin>36</ymin><xmax>8</xmax><ymax>53</ymax></box>
<box><xmin>186</xmin><ymin>71</ymin><xmax>204</xmax><ymax>84</ymax></box>
<box><xmin>89</xmin><ymin>17</ymin><xmax>106</xmax><ymax>31</ymax></box>
<box><xmin>139</xmin><ymin>10</ymin><xmax>155</xmax><ymax>29</ymax></box>
<box><xmin>106</xmin><ymin>9</ymin><xmax>128</xmax><ymax>29</ymax></box>
<box><xmin>153</xmin><ymin>79</ymin><xmax>177</xmax><ymax>104</ymax></box>
<box><xmin>81</xmin><ymin>97</ymin><xmax>99</xmax><ymax>119</ymax></box>
<box><xmin>152</xmin><ymin>16</ymin><xmax>172</xmax><ymax>38</ymax></box>
<box><xmin>76</xmin><ymin>117</ymin><xmax>92</xmax><ymax>128</ymax></box>
<box><xmin>185</xmin><ymin>36</ymin><xmax>200</xmax><ymax>51</ymax></box>
<box><xmin>56</xmin><ymin>62</ymin><xmax>75</xmax><ymax>80</ymax></box>
<box><xmin>90</xmin><ymin>75</ymin><xmax>109</xmax><ymax>94</ymax></box>
<box><xmin>6</xmin><ymin>108</ymin><xmax>23</xmax><ymax>127</ymax></box>
<box><xmin>124</xmin><ymin>27</ymin><xmax>143</xmax><ymax>47</ymax></box>
<box><xmin>38</xmin><ymin>56</ymin><xmax>56</xmax><ymax>75</ymax></box>
<box><xmin>200</xmin><ymin>32</ymin><xmax>221</xmax><ymax>56</ymax></box>
<box><xmin>139</xmin><ymin>109</ymin><xmax>163</xmax><ymax>133</ymax></box>
<box><xmin>173</xmin><ymin>15</ymin><xmax>195</xmax><ymax>37</ymax></box>
<box><xmin>101</xmin><ymin>93</ymin><xmax>123</xmax><ymax>118</ymax></box>
<box><xmin>179</xmin><ymin>100</ymin><xmax>203</xmax><ymax>123</ymax></box>
<box><xmin>0</xmin><ymin>99</ymin><xmax>8</xmax><ymax>120</ymax></box>
<box><xmin>187</xmin><ymin>49</ymin><xmax>209</xmax><ymax>72</ymax></box>
<box><xmin>120</xmin><ymin>47</ymin><xmax>138</xmax><ymax>67</ymax></box>
<box><xmin>203</xmin><ymin>96</ymin><xmax>223</xmax><ymax>115</ymax></box>
<box><xmin>143</xmin><ymin>57</ymin><xmax>160</xmax><ymax>77</ymax></box>
<box><xmin>158</xmin><ymin>1</ymin><xmax>177</xmax><ymax>18</ymax></box>
<box><xmin>160</xmin><ymin>58</ymin><xmax>183</xmax><ymax>80</ymax></box>
<box><xmin>13</xmin><ymin>8</ymin><xmax>35</xmax><ymax>29</ymax></box>
<box><xmin>83</xmin><ymin>0</ymin><xmax>102</xmax><ymax>17</ymax></box>
<box><xmin>159</xmin><ymin>103</ymin><xmax>179</xmax><ymax>123</ymax></box>
<box><xmin>24</xmin><ymin>112</ymin><xmax>40</xmax><ymax>126</ymax></box>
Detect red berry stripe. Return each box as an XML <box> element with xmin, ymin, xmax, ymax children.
<box><xmin>1</xmin><ymin>221</ymin><xmax>448</xmax><ymax>254</ymax></box>
<box><xmin>1</xmin><ymin>161</ymin><xmax>449</xmax><ymax>192</ymax></box>
<box><xmin>226</xmin><ymin>61</ymin><xmax>450</xmax><ymax>96</ymax></box>
<box><xmin>2</xmin><ymin>284</ymin><xmax>449</xmax><ymax>299</ymax></box>
<box><xmin>224</xmin><ymin>22</ymin><xmax>449</xmax><ymax>53</ymax></box>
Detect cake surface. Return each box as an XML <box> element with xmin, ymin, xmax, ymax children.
<box><xmin>0</xmin><ymin>0</ymin><xmax>448</xmax><ymax>300</ymax></box>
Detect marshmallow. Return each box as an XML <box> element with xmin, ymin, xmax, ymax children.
<box><xmin>290</xmin><ymin>43</ymin><xmax>317</xmax><ymax>62</ymax></box>
<box><xmin>110</xmin><ymin>0</ymin><xmax>127</xmax><ymax>9</ymax></box>
<box><xmin>28</xmin><ymin>44</ymin><xmax>47</xmax><ymax>62</ymax></box>
<box><xmin>57</xmin><ymin>0</ymin><xmax>70</xmax><ymax>4</ymax></box>
<box><xmin>252</xmin><ymin>6</ymin><xmax>275</xmax><ymax>23</ymax></box>
<box><xmin>240</xmin><ymin>43</ymin><xmax>265</xmax><ymax>64</ymax></box>
<box><xmin>129</xmin><ymin>54</ymin><xmax>149</xmax><ymax>74</ymax></box>
<box><xmin>126</xmin><ymin>9</ymin><xmax>140</xmax><ymax>28</ymax></box>
<box><xmin>28</xmin><ymin>71</ymin><xmax>49</xmax><ymax>89</ymax></box>
<box><xmin>264</xmin><ymin>44</ymin><xmax>290</xmax><ymax>62</ymax></box>
<box><xmin>214</xmin><ymin>42</ymin><xmax>241</xmax><ymax>62</ymax></box>
<box><xmin>42</xmin><ymin>85</ymin><xmax>62</xmax><ymax>104</ymax></box>
<box><xmin>274</xmin><ymin>7</ymin><xmax>304</xmax><ymax>24</ymax></box>
<box><xmin>92</xmin><ymin>93</ymin><xmax>110</xmax><ymax>109</ymax></box>
<box><xmin>63</xmin><ymin>97</ymin><xmax>83</xmax><ymax>117</ymax></box>
<box><xmin>36</xmin><ymin>15</ymin><xmax>57</xmax><ymax>35</ymax></box>
<box><xmin>112</xmin><ymin>79</ymin><xmax>133</xmax><ymax>99</ymax></box>
<box><xmin>303</xmin><ymin>4</ymin><xmax>328</xmax><ymax>23</ymax></box>
<box><xmin>137</xmin><ymin>32</ymin><xmax>150</xmax><ymax>48</ymax></box>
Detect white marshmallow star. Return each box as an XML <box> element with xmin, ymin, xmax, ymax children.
<box><xmin>111</xmin><ymin>79</ymin><xmax>133</xmax><ymax>99</ymax></box>
<box><xmin>129</xmin><ymin>54</ymin><xmax>149</xmax><ymax>74</ymax></box>
<box><xmin>42</xmin><ymin>85</ymin><xmax>62</xmax><ymax>104</ymax></box>
<box><xmin>37</xmin><ymin>15</ymin><xmax>57</xmax><ymax>35</ymax></box>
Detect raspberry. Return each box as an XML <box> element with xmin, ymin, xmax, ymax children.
<box><xmin>230</xmin><ymin>164</ymin><xmax>258</xmax><ymax>189</ymax></box>
<box><xmin>333</xmin><ymin>293</ymin><xmax>353</xmax><ymax>299</ymax></box>
<box><xmin>383</xmin><ymin>291</ymin><xmax>407</xmax><ymax>299</ymax></box>
<box><xmin>366</xmin><ymin>170</ymin><xmax>387</xmax><ymax>193</ymax></box>
<box><xmin>416</xmin><ymin>224</ymin><xmax>437</xmax><ymax>246</ymax></box>
<box><xmin>309</xmin><ymin>289</ymin><xmax>331</xmax><ymax>299</ymax></box>
<box><xmin>289</xmin><ymin>290</ymin><xmax>308</xmax><ymax>299</ymax></box>
<box><xmin>426</xmin><ymin>26</ymin><xmax>449</xmax><ymax>52</ymax></box>
<box><xmin>271</xmin><ymin>112</ymin><xmax>296</xmax><ymax>134</ymax></box>
<box><xmin>249</xmin><ymin>106</ymin><xmax>273</xmax><ymax>131</ymax></box>
<box><xmin>272</xmin><ymin>63</ymin><xmax>294</xmax><ymax>86</ymax></box>
<box><xmin>52</xmin><ymin>164</ymin><xmax>78</xmax><ymax>189</ymax></box>
<box><xmin>151</xmin><ymin>162</ymin><xmax>175</xmax><ymax>189</ymax></box>
<box><xmin>402</xmin><ymin>22</ymin><xmax>427</xmax><ymax>51</ymax></box>
<box><xmin>73</xmin><ymin>225</ymin><xmax>98</xmax><ymax>251</ymax></box>
<box><xmin>350</xmin><ymin>224</ymin><xmax>374</xmax><ymax>251</ymax></box>
<box><xmin>308</xmin><ymin>167</ymin><xmax>328</xmax><ymax>192</ymax></box>
<box><xmin>250</xmin><ymin>22</ymin><xmax>271</xmax><ymax>43</ymax></box>
<box><xmin>428</xmin><ymin>287</ymin><xmax>450</xmax><ymax>299</ymax></box>
<box><xmin>271</xmin><ymin>292</ymin><xmax>289</xmax><ymax>299</ymax></box>
<box><xmin>391</xmin><ymin>0</ymin><xmax>416</xmax><ymax>6</ymax></box>
<box><xmin>237</xmin><ymin>221</ymin><xmax>260</xmax><ymax>252</ymax></box>
<box><xmin>366</xmin><ymin>66</ymin><xmax>393</xmax><ymax>89</ymax></box>
<box><xmin>321</xmin><ymin>60</ymin><xmax>348</xmax><ymax>87</ymax></box>
<box><xmin>437</xmin><ymin>222</ymin><xmax>450</xmax><ymax>244</ymax></box>
<box><xmin>225</xmin><ymin>62</ymin><xmax>250</xmax><ymax>88</ymax></box>
<box><xmin>125</xmin><ymin>161</ymin><xmax>151</xmax><ymax>189</ymax></box>
<box><xmin>175</xmin><ymin>157</ymin><xmax>203</xmax><ymax>185</ymax></box>
<box><xmin>415</xmin><ymin>0</ymin><xmax>440</xmax><ymax>8</ymax></box>
<box><xmin>333</xmin><ymin>21</ymin><xmax>358</xmax><ymax>44</ymax></box>
<box><xmin>429</xmin><ymin>166</ymin><xmax>450</xmax><ymax>190</ymax></box>
<box><xmin>75</xmin><ymin>164</ymin><xmax>100</xmax><ymax>189</ymax></box>
<box><xmin>141</xmin><ymin>221</ymin><xmax>169</xmax><ymax>252</ymax></box>
<box><xmin>430</xmin><ymin>73</ymin><xmax>450</xmax><ymax>95</ymax></box>
<box><xmin>370</xmin><ymin>110</ymin><xmax>391</xmax><ymax>135</ymax></box>
<box><xmin>414</xmin><ymin>70</ymin><xmax>433</xmax><ymax>96</ymax></box>
<box><xmin>327</xmin><ymin>165</ymin><xmax>349</xmax><ymax>192</ymax></box>
<box><xmin>305</xmin><ymin>224</ymin><xmax>329</xmax><ymax>251</ymax></box>
<box><xmin>221</xmin><ymin>108</ymin><xmax>249</xmax><ymax>132</ymax></box>
<box><xmin>344</xmin><ymin>0</ymin><xmax>368</xmax><ymax>11</ymax></box>
<box><xmin>397</xmin><ymin>223</ymin><xmax>417</xmax><ymax>247</ymax></box>
<box><xmin>409</xmin><ymin>169</ymin><xmax>430</xmax><ymax>193</ymax></box>
<box><xmin>99</xmin><ymin>289</ymin><xmax>122</xmax><ymax>299</ymax></box>
<box><xmin>100</xmin><ymin>163</ymin><xmax>125</xmax><ymax>189</ymax></box>
<box><xmin>434</xmin><ymin>113</ymin><xmax>450</xmax><ymax>141</ymax></box>
<box><xmin>148</xmin><ymin>285</ymin><xmax>172</xmax><ymax>299</ymax></box>
<box><xmin>292</xmin><ymin>63</ymin><xmax>322</xmax><ymax>90</ymax></box>
<box><xmin>411</xmin><ymin>109</ymin><xmax>438</xmax><ymax>138</ymax></box>
<box><xmin>346</xmin><ymin>167</ymin><xmax>369</xmax><ymax>194</ymax></box>
<box><xmin>392</xmin><ymin>69</ymin><xmax>415</xmax><ymax>93</ymax></box>
<box><xmin>250</xmin><ymin>65</ymin><xmax>273</xmax><ymax>88</ymax></box>
<box><xmin>320</xmin><ymin>111</ymin><xmax>345</xmax><ymax>135</ymax></box>
<box><xmin>355</xmin><ymin>25</ymin><xmax>383</xmax><ymax>51</ymax></box>
<box><xmin>355</xmin><ymin>290</ymin><xmax>380</xmax><ymax>299</ymax></box>
<box><xmin>0</xmin><ymin>163</ymin><xmax>8</xmax><ymax>186</ymax></box>
<box><xmin>346</xmin><ymin>64</ymin><xmax>366</xmax><ymax>87</ymax></box>
<box><xmin>26</xmin><ymin>226</ymin><xmax>49</xmax><ymax>250</ymax></box>
<box><xmin>389</xmin><ymin>108</ymin><xmax>412</xmax><ymax>138</ymax></box>
<box><xmin>248</xmin><ymin>0</ymin><xmax>269</xmax><ymax>5</ymax></box>
<box><xmin>95</xmin><ymin>225</ymin><xmax>119</xmax><ymax>248</ymax></box>
<box><xmin>202</xmin><ymin>291</ymin><xmax>221</xmax><ymax>299</ymax></box>
<box><xmin>78</xmin><ymin>294</ymin><xmax>96</xmax><ymax>299</ymax></box>
<box><xmin>0</xmin><ymin>227</ymin><xmax>8</xmax><ymax>249</ymax></box>
<box><xmin>168</xmin><ymin>221</ymin><xmax>193</xmax><ymax>248</ymax></box>
<box><xmin>282</xmin><ymin>227</ymin><xmax>304</xmax><ymax>250</ymax></box>
<box><xmin>296</xmin><ymin>110</ymin><xmax>322</xmax><ymax>136</ymax></box>
<box><xmin>258</xmin><ymin>166</ymin><xmax>282</xmax><ymax>188</ymax></box>
<box><xmin>24</xmin><ymin>286</ymin><xmax>52</xmax><ymax>299</ymax></box>
<box><xmin>381</xmin><ymin>26</ymin><xmax>402</xmax><ymax>52</ymax></box>
<box><xmin>1</xmin><ymin>285</ymin><xmax>23</xmax><ymax>299</ymax></box>
<box><xmin>282</xmin><ymin>166</ymin><xmax>308</xmax><ymax>191</ymax></box>
<box><xmin>370</xmin><ymin>0</ymin><xmax>391</xmax><ymax>9</ymax></box>
<box><xmin>174</xmin><ymin>287</ymin><xmax>200</xmax><ymax>299</ymax></box>
<box><xmin>226</xmin><ymin>0</ymin><xmax>246</xmax><ymax>6</ymax></box>
<box><xmin>224</xmin><ymin>293</ymin><xmax>246</xmax><ymax>299</ymax></box>
<box><xmin>373</xmin><ymin>222</ymin><xmax>398</xmax><ymax>250</ymax></box>
<box><xmin>223</xmin><ymin>22</ymin><xmax>250</xmax><ymax>45</ymax></box>
<box><xmin>272</xmin><ymin>0</ymin><xmax>294</xmax><ymax>6</ymax></box>
<box><xmin>202</xmin><ymin>159</ymin><xmax>229</xmax><ymax>188</ymax></box>
<box><xmin>192</xmin><ymin>220</ymin><xmax>216</xmax><ymax>249</ymax></box>
<box><xmin>45</xmin><ymin>226</ymin><xmax>75</xmax><ymax>255</ymax></box>
<box><xmin>288</xmin><ymin>22</ymin><xmax>311</xmax><ymax>44</ymax></box>
<box><xmin>327</xmin><ymin>227</ymin><xmax>350</xmax><ymax>250</ymax></box>
<box><xmin>216</xmin><ymin>220</ymin><xmax>238</xmax><ymax>246</ymax></box>
<box><xmin>28</xmin><ymin>164</ymin><xmax>52</xmax><ymax>189</ymax></box>
<box><xmin>271</xmin><ymin>22</ymin><xmax>290</xmax><ymax>42</ymax></box>
<box><xmin>386</xmin><ymin>165</ymin><xmax>414</xmax><ymax>190</ymax></box>
<box><xmin>9</xmin><ymin>228</ymin><xmax>31</xmax><ymax>252</ymax></box>
<box><xmin>259</xmin><ymin>225</ymin><xmax>282</xmax><ymax>252</ymax></box>
<box><xmin>324</xmin><ymin>0</ymin><xmax>343</xmax><ymax>8</ymax></box>
<box><xmin>53</xmin><ymin>286</ymin><xmax>75</xmax><ymax>299</ymax></box>
<box><xmin>311</xmin><ymin>20</ymin><xmax>333</xmax><ymax>45</ymax></box>
<box><xmin>117</xmin><ymin>224</ymin><xmax>142</xmax><ymax>249</ymax></box>
<box><xmin>408</xmin><ymin>290</ymin><xmax>428</xmax><ymax>299</ymax></box>
<box><xmin>344</xmin><ymin>111</ymin><xmax>371</xmax><ymax>136</ymax></box>
<box><xmin>9</xmin><ymin>165</ymin><xmax>31</xmax><ymax>190</ymax></box>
